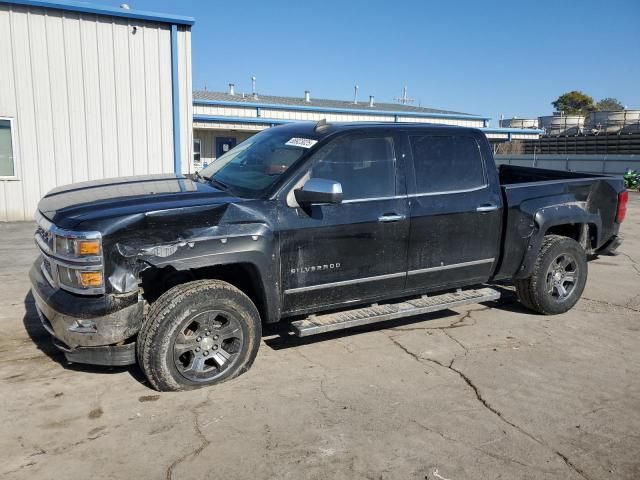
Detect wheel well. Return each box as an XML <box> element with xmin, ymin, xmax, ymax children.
<box><xmin>140</xmin><ymin>263</ymin><xmax>267</xmax><ymax>322</ymax></box>
<box><xmin>545</xmin><ymin>223</ymin><xmax>597</xmax><ymax>250</ymax></box>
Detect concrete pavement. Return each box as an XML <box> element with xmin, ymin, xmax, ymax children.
<box><xmin>1</xmin><ymin>194</ymin><xmax>639</xmax><ymax>480</ymax></box>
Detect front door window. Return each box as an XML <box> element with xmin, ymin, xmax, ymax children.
<box><xmin>307</xmin><ymin>135</ymin><xmax>397</xmax><ymax>201</ymax></box>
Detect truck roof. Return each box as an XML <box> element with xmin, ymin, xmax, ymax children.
<box><xmin>272</xmin><ymin>121</ymin><xmax>484</xmax><ymax>139</ymax></box>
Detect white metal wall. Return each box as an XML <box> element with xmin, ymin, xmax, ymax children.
<box><xmin>193</xmin><ymin>104</ymin><xmax>486</xmax><ymax>128</ymax></box>
<box><xmin>0</xmin><ymin>4</ymin><xmax>192</xmax><ymax>221</ymax></box>
<box><xmin>177</xmin><ymin>26</ymin><xmax>193</xmax><ymax>175</ymax></box>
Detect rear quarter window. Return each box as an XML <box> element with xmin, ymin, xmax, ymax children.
<box><xmin>410</xmin><ymin>135</ymin><xmax>485</xmax><ymax>194</ymax></box>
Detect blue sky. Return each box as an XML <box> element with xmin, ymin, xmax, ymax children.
<box><xmin>100</xmin><ymin>0</ymin><xmax>639</xmax><ymax>125</ymax></box>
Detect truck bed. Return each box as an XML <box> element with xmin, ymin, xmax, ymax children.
<box><xmin>495</xmin><ymin>164</ymin><xmax>624</xmax><ymax>280</ymax></box>
<box><xmin>498</xmin><ymin>164</ymin><xmax>605</xmax><ymax>185</ymax></box>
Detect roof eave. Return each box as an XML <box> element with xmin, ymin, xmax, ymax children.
<box><xmin>192</xmin><ymin>98</ymin><xmax>490</xmax><ymax>121</ymax></box>
<box><xmin>0</xmin><ymin>0</ymin><xmax>195</xmax><ymax>26</ymax></box>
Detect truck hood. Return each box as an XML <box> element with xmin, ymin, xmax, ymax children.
<box><xmin>38</xmin><ymin>174</ymin><xmax>244</xmax><ymax>229</ymax></box>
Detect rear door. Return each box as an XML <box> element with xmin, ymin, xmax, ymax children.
<box><xmin>278</xmin><ymin>131</ymin><xmax>410</xmax><ymax>314</ymax></box>
<box><xmin>405</xmin><ymin>132</ymin><xmax>502</xmax><ymax>291</ymax></box>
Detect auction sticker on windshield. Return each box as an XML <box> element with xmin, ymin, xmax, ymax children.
<box><xmin>285</xmin><ymin>138</ymin><xmax>318</xmax><ymax>148</ymax></box>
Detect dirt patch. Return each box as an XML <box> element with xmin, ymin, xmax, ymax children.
<box><xmin>88</xmin><ymin>407</ymin><xmax>103</xmax><ymax>419</ymax></box>
<box><xmin>138</xmin><ymin>395</ymin><xmax>160</xmax><ymax>403</ymax></box>
<box><xmin>88</xmin><ymin>426</ymin><xmax>107</xmax><ymax>438</ymax></box>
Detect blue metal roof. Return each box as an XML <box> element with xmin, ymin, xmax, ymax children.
<box><xmin>194</xmin><ymin>90</ymin><xmax>481</xmax><ymax>118</ymax></box>
<box><xmin>193</xmin><ymin>98</ymin><xmax>490</xmax><ymax>122</ymax></box>
<box><xmin>193</xmin><ymin>114</ymin><xmax>543</xmax><ymax>137</ymax></box>
<box><xmin>0</xmin><ymin>0</ymin><xmax>195</xmax><ymax>25</ymax></box>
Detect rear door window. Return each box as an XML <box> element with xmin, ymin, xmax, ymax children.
<box><xmin>308</xmin><ymin>135</ymin><xmax>397</xmax><ymax>201</ymax></box>
<box><xmin>410</xmin><ymin>135</ymin><xmax>485</xmax><ymax>194</ymax></box>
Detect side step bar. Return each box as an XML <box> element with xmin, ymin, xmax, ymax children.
<box><xmin>290</xmin><ymin>287</ymin><xmax>500</xmax><ymax>337</ymax></box>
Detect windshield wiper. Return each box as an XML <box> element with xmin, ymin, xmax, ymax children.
<box><xmin>210</xmin><ymin>177</ymin><xmax>229</xmax><ymax>191</ymax></box>
<box><xmin>193</xmin><ymin>170</ymin><xmax>209</xmax><ymax>181</ymax></box>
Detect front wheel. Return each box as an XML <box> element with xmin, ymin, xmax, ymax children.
<box><xmin>515</xmin><ymin>235</ymin><xmax>588</xmax><ymax>315</ymax></box>
<box><xmin>137</xmin><ymin>280</ymin><xmax>261</xmax><ymax>392</ymax></box>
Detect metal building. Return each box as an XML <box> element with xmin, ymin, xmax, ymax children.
<box><xmin>0</xmin><ymin>0</ymin><xmax>194</xmax><ymax>221</ymax></box>
<box><xmin>0</xmin><ymin>1</ymin><xmax>541</xmax><ymax>221</ymax></box>
<box><xmin>191</xmin><ymin>89</ymin><xmax>541</xmax><ymax>169</ymax></box>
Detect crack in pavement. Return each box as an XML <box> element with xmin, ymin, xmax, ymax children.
<box><xmin>385</xmin><ymin>333</ymin><xmax>591</xmax><ymax>480</ymax></box>
<box><xmin>389</xmin><ymin>306</ymin><xmax>486</xmax><ymax>332</ymax></box>
<box><xmin>293</xmin><ymin>347</ymin><xmax>323</xmax><ymax>367</ymax></box>
<box><xmin>412</xmin><ymin>419</ymin><xmax>541</xmax><ymax>471</ymax></box>
<box><xmin>319</xmin><ymin>378</ymin><xmax>339</xmax><ymax>405</ymax></box>
<box><xmin>388</xmin><ymin>297</ymin><xmax>521</xmax><ymax>334</ymax></box>
<box><xmin>165</xmin><ymin>399</ymin><xmax>211</xmax><ymax>480</ymax></box>
<box><xmin>612</xmin><ymin>251</ymin><xmax>640</xmax><ymax>277</ymax></box>
<box><xmin>441</xmin><ymin>329</ymin><xmax>469</xmax><ymax>355</ymax></box>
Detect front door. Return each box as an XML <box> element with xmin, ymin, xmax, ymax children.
<box><xmin>279</xmin><ymin>132</ymin><xmax>409</xmax><ymax>314</ymax></box>
<box><xmin>216</xmin><ymin>137</ymin><xmax>236</xmax><ymax>158</ymax></box>
<box><xmin>405</xmin><ymin>132</ymin><xmax>503</xmax><ymax>291</ymax></box>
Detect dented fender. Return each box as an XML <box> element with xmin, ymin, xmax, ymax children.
<box><xmin>80</xmin><ymin>200</ymin><xmax>282</xmax><ymax>323</ymax></box>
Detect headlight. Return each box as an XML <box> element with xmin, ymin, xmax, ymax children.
<box><xmin>57</xmin><ymin>266</ymin><xmax>104</xmax><ymax>290</ymax></box>
<box><xmin>52</xmin><ymin>233</ymin><xmax>104</xmax><ymax>293</ymax></box>
<box><xmin>36</xmin><ymin>212</ymin><xmax>105</xmax><ymax>295</ymax></box>
<box><xmin>55</xmin><ymin>237</ymin><xmax>101</xmax><ymax>257</ymax></box>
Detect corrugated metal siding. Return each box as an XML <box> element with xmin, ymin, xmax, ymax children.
<box><xmin>193</xmin><ymin>104</ymin><xmax>486</xmax><ymax>128</ymax></box>
<box><xmin>177</xmin><ymin>26</ymin><xmax>193</xmax><ymax>174</ymax></box>
<box><xmin>0</xmin><ymin>4</ymin><xmax>192</xmax><ymax>221</ymax></box>
<box><xmin>193</xmin><ymin>121</ymin><xmax>266</xmax><ymax>132</ymax></box>
<box><xmin>193</xmin><ymin>129</ymin><xmax>255</xmax><ymax>164</ymax></box>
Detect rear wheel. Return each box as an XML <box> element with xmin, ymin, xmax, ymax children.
<box><xmin>515</xmin><ymin>235</ymin><xmax>588</xmax><ymax>315</ymax></box>
<box><xmin>137</xmin><ymin>280</ymin><xmax>261</xmax><ymax>391</ymax></box>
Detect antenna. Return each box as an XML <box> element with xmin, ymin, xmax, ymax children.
<box><xmin>353</xmin><ymin>84</ymin><xmax>359</xmax><ymax>104</ymax></box>
<box><xmin>394</xmin><ymin>86</ymin><xmax>415</xmax><ymax>105</ymax></box>
<box><xmin>314</xmin><ymin>118</ymin><xmax>330</xmax><ymax>132</ymax></box>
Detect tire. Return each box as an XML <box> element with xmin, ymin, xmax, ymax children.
<box><xmin>137</xmin><ymin>280</ymin><xmax>261</xmax><ymax>392</ymax></box>
<box><xmin>515</xmin><ymin>235</ymin><xmax>588</xmax><ymax>315</ymax></box>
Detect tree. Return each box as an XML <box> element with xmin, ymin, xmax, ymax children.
<box><xmin>551</xmin><ymin>91</ymin><xmax>594</xmax><ymax>116</ymax></box>
<box><xmin>595</xmin><ymin>97</ymin><xmax>624</xmax><ymax>111</ymax></box>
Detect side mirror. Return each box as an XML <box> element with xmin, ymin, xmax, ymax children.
<box><xmin>294</xmin><ymin>178</ymin><xmax>343</xmax><ymax>206</ymax></box>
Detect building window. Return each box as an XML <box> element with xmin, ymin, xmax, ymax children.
<box><xmin>193</xmin><ymin>138</ymin><xmax>202</xmax><ymax>163</ymax></box>
<box><xmin>0</xmin><ymin>117</ymin><xmax>16</xmax><ymax>179</ymax></box>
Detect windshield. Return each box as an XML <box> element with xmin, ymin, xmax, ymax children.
<box><xmin>199</xmin><ymin>129</ymin><xmax>316</xmax><ymax>197</ymax></box>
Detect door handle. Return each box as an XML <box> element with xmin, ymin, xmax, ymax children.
<box><xmin>476</xmin><ymin>203</ymin><xmax>499</xmax><ymax>212</ymax></box>
<box><xmin>378</xmin><ymin>214</ymin><xmax>406</xmax><ymax>223</ymax></box>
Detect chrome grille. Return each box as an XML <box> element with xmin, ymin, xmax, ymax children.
<box><xmin>36</xmin><ymin>226</ymin><xmax>54</xmax><ymax>253</ymax></box>
<box><xmin>42</xmin><ymin>257</ymin><xmax>53</xmax><ymax>280</ymax></box>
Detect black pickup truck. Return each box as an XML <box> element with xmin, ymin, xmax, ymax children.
<box><xmin>30</xmin><ymin>122</ymin><xmax>627</xmax><ymax>391</ymax></box>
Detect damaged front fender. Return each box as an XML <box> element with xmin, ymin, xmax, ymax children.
<box><xmin>87</xmin><ymin>200</ymin><xmax>281</xmax><ymax>322</ymax></box>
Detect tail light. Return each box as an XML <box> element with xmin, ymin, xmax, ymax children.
<box><xmin>616</xmin><ymin>190</ymin><xmax>628</xmax><ymax>223</ymax></box>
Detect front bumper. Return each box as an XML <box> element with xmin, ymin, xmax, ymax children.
<box><xmin>30</xmin><ymin>260</ymin><xmax>142</xmax><ymax>366</ymax></box>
